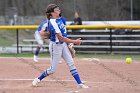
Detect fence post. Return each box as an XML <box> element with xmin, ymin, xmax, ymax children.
<box><xmin>16</xmin><ymin>29</ymin><xmax>19</xmax><ymax>54</ymax></box>
<box><xmin>109</xmin><ymin>28</ymin><xmax>112</xmax><ymax>53</ymax></box>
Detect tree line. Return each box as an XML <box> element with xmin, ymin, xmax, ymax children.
<box><xmin>0</xmin><ymin>0</ymin><xmax>140</xmax><ymax>21</ymax></box>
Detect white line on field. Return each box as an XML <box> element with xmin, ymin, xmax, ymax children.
<box><xmin>0</xmin><ymin>78</ymin><xmax>75</xmax><ymax>81</ymax></box>
<box><xmin>0</xmin><ymin>78</ymin><xmax>112</xmax><ymax>84</ymax></box>
<box><xmin>0</xmin><ymin>57</ymin><xmax>49</xmax><ymax>59</ymax></box>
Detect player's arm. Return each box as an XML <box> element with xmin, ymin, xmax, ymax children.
<box><xmin>39</xmin><ymin>21</ymin><xmax>49</xmax><ymax>33</ymax></box>
<box><xmin>56</xmin><ymin>33</ymin><xmax>81</xmax><ymax>45</ymax></box>
<box><xmin>39</xmin><ymin>26</ymin><xmax>50</xmax><ymax>39</ymax></box>
<box><xmin>40</xmin><ymin>29</ymin><xmax>50</xmax><ymax>36</ymax></box>
<box><xmin>39</xmin><ymin>22</ymin><xmax>50</xmax><ymax>37</ymax></box>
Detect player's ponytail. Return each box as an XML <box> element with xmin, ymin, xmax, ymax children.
<box><xmin>46</xmin><ymin>13</ymin><xmax>51</xmax><ymax>20</ymax></box>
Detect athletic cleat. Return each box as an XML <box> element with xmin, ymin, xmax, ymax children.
<box><xmin>81</xmin><ymin>81</ymin><xmax>86</xmax><ymax>84</ymax></box>
<box><xmin>79</xmin><ymin>83</ymin><xmax>89</xmax><ymax>88</ymax></box>
<box><xmin>32</xmin><ymin>78</ymin><xmax>40</xmax><ymax>87</ymax></box>
<box><xmin>33</xmin><ymin>55</ymin><xmax>38</xmax><ymax>62</ymax></box>
<box><xmin>59</xmin><ymin>60</ymin><xmax>62</xmax><ymax>64</ymax></box>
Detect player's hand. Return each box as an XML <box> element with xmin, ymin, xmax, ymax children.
<box><xmin>74</xmin><ymin>38</ymin><xmax>81</xmax><ymax>45</ymax></box>
<box><xmin>40</xmin><ymin>30</ymin><xmax>50</xmax><ymax>39</ymax></box>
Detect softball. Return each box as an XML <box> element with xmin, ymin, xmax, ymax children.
<box><xmin>126</xmin><ymin>58</ymin><xmax>132</xmax><ymax>64</ymax></box>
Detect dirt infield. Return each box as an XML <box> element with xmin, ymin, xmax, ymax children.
<box><xmin>0</xmin><ymin>57</ymin><xmax>140</xmax><ymax>93</ymax></box>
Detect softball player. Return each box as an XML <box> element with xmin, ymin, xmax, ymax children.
<box><xmin>32</xmin><ymin>4</ymin><xmax>88</xmax><ymax>88</ymax></box>
<box><xmin>33</xmin><ymin>20</ymin><xmax>49</xmax><ymax>62</ymax></box>
<box><xmin>34</xmin><ymin>17</ymin><xmax>66</xmax><ymax>62</ymax></box>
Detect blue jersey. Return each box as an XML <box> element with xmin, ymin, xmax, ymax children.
<box><xmin>37</xmin><ymin>20</ymin><xmax>48</xmax><ymax>32</ymax></box>
<box><xmin>49</xmin><ymin>17</ymin><xmax>67</xmax><ymax>43</ymax></box>
<box><xmin>61</xmin><ymin>17</ymin><xmax>66</xmax><ymax>25</ymax></box>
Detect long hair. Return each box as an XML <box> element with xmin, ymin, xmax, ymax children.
<box><xmin>46</xmin><ymin>4</ymin><xmax>59</xmax><ymax>20</ymax></box>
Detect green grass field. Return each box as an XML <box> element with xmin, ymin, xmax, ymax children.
<box><xmin>0</xmin><ymin>29</ymin><xmax>35</xmax><ymax>46</ymax></box>
<box><xmin>0</xmin><ymin>53</ymin><xmax>140</xmax><ymax>60</ymax></box>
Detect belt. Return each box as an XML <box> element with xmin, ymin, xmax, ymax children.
<box><xmin>55</xmin><ymin>42</ymin><xmax>63</xmax><ymax>44</ymax></box>
<box><xmin>51</xmin><ymin>41</ymin><xmax>63</xmax><ymax>44</ymax></box>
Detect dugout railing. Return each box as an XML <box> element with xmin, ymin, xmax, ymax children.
<box><xmin>0</xmin><ymin>25</ymin><xmax>140</xmax><ymax>54</ymax></box>
<box><xmin>67</xmin><ymin>29</ymin><xmax>140</xmax><ymax>54</ymax></box>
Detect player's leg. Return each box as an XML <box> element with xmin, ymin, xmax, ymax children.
<box><xmin>62</xmin><ymin>42</ymin><xmax>88</xmax><ymax>88</ymax></box>
<box><xmin>38</xmin><ymin>43</ymin><xmax>62</xmax><ymax>80</ymax></box>
<box><xmin>32</xmin><ymin>42</ymin><xmax>62</xmax><ymax>86</ymax></box>
<box><xmin>33</xmin><ymin>31</ymin><xmax>43</xmax><ymax>62</ymax></box>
